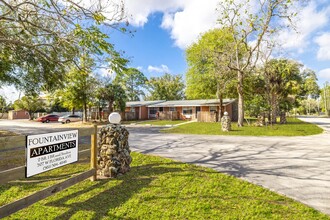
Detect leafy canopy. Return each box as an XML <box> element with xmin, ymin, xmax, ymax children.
<box><xmin>185</xmin><ymin>28</ymin><xmax>237</xmax><ymax>100</ymax></box>
<box><xmin>56</xmin><ymin>55</ymin><xmax>98</xmax><ymax>117</ymax></box>
<box><xmin>217</xmin><ymin>0</ymin><xmax>299</xmax><ymax>126</ymax></box>
<box><xmin>13</xmin><ymin>95</ymin><xmax>44</xmax><ymax>119</ymax></box>
<box><xmin>0</xmin><ymin>0</ymin><xmax>128</xmax><ymax>94</ymax></box>
<box><xmin>97</xmin><ymin>83</ymin><xmax>127</xmax><ymax>112</ymax></box>
<box><xmin>146</xmin><ymin>73</ymin><xmax>185</xmax><ymax>101</ymax></box>
<box><xmin>114</xmin><ymin>68</ymin><xmax>148</xmax><ymax>101</ymax></box>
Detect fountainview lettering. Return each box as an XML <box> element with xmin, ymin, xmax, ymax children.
<box><xmin>30</xmin><ymin>141</ymin><xmax>76</xmax><ymax>158</ymax></box>
<box><xmin>28</xmin><ymin>132</ymin><xmax>77</xmax><ymax>146</ymax></box>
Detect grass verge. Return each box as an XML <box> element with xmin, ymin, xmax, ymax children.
<box><xmin>139</xmin><ymin>120</ymin><xmax>186</xmax><ymax>126</ymax></box>
<box><xmin>1</xmin><ymin>152</ymin><xmax>329</xmax><ymax>219</ymax></box>
<box><xmin>162</xmin><ymin>117</ymin><xmax>323</xmax><ymax>136</ymax></box>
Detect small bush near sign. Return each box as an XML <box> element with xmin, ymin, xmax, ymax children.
<box><xmin>26</xmin><ymin>130</ymin><xmax>79</xmax><ymax>177</ymax></box>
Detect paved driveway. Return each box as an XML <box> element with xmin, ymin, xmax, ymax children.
<box><xmin>0</xmin><ymin>119</ymin><xmax>90</xmax><ymax>151</ymax></box>
<box><xmin>128</xmin><ymin>117</ymin><xmax>330</xmax><ymax>215</ymax></box>
<box><xmin>0</xmin><ymin>119</ymin><xmax>73</xmax><ymax>135</ymax></box>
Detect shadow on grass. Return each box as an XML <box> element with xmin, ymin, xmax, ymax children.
<box><xmin>0</xmin><ymin>166</ymin><xmax>89</xmax><ymax>203</ymax></box>
<box><xmin>226</xmin><ymin>130</ymin><xmax>241</xmax><ymax>132</ymax></box>
<box><xmin>44</xmin><ymin>163</ymin><xmax>184</xmax><ymax>219</ymax></box>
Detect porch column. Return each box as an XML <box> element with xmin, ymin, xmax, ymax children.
<box><xmin>139</xmin><ymin>106</ymin><xmax>142</xmax><ymax>120</ymax></box>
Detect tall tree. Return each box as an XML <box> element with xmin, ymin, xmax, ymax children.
<box><xmin>217</xmin><ymin>0</ymin><xmax>298</xmax><ymax>126</ymax></box>
<box><xmin>301</xmin><ymin>69</ymin><xmax>320</xmax><ymax>99</ymax></box>
<box><xmin>57</xmin><ymin>55</ymin><xmax>98</xmax><ymax>122</ymax></box>
<box><xmin>114</xmin><ymin>68</ymin><xmax>148</xmax><ymax>101</ymax></box>
<box><xmin>299</xmin><ymin>98</ymin><xmax>319</xmax><ymax>115</ymax></box>
<box><xmin>186</xmin><ymin>28</ymin><xmax>237</xmax><ymax>117</ymax></box>
<box><xmin>97</xmin><ymin>83</ymin><xmax>127</xmax><ymax>113</ymax></box>
<box><xmin>49</xmin><ymin>98</ymin><xmax>69</xmax><ymax>113</ymax></box>
<box><xmin>297</xmin><ymin>68</ymin><xmax>320</xmax><ymax>115</ymax></box>
<box><xmin>146</xmin><ymin>73</ymin><xmax>185</xmax><ymax>101</ymax></box>
<box><xmin>13</xmin><ymin>95</ymin><xmax>43</xmax><ymax>120</ymax></box>
<box><xmin>0</xmin><ymin>95</ymin><xmax>6</xmax><ymax>118</ymax></box>
<box><xmin>264</xmin><ymin>59</ymin><xmax>302</xmax><ymax>123</ymax></box>
<box><xmin>245</xmin><ymin>62</ymin><xmax>320</xmax><ymax>119</ymax></box>
<box><xmin>321</xmin><ymin>82</ymin><xmax>330</xmax><ymax>116</ymax></box>
<box><xmin>0</xmin><ymin>0</ymin><xmax>128</xmax><ymax>94</ymax></box>
<box><xmin>244</xmin><ymin>73</ymin><xmax>269</xmax><ymax>118</ymax></box>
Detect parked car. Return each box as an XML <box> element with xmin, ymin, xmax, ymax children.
<box><xmin>58</xmin><ymin>114</ymin><xmax>82</xmax><ymax>124</ymax></box>
<box><xmin>36</xmin><ymin>114</ymin><xmax>59</xmax><ymax>123</ymax></box>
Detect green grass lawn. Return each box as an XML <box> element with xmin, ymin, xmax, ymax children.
<box><xmin>1</xmin><ymin>152</ymin><xmax>329</xmax><ymax>219</ymax></box>
<box><xmin>121</xmin><ymin>120</ymin><xmax>139</xmax><ymax>124</ymax></box>
<box><xmin>162</xmin><ymin>117</ymin><xmax>323</xmax><ymax>136</ymax></box>
<box><xmin>139</xmin><ymin>120</ymin><xmax>186</xmax><ymax>126</ymax></box>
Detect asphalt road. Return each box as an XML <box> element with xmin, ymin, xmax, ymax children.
<box><xmin>0</xmin><ymin>119</ymin><xmax>91</xmax><ymax>154</ymax></box>
<box><xmin>128</xmin><ymin>117</ymin><xmax>330</xmax><ymax>215</ymax></box>
<box><xmin>1</xmin><ymin>117</ymin><xmax>330</xmax><ymax>215</ymax></box>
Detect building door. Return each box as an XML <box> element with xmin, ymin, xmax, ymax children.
<box><xmin>196</xmin><ymin>107</ymin><xmax>201</xmax><ymax>118</ymax></box>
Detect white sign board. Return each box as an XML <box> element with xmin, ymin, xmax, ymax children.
<box><xmin>26</xmin><ymin>130</ymin><xmax>78</xmax><ymax>177</ymax></box>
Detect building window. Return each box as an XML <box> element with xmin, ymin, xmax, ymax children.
<box><xmin>182</xmin><ymin>107</ymin><xmax>193</xmax><ymax>115</ymax></box>
<box><xmin>159</xmin><ymin>107</ymin><xmax>163</xmax><ymax>112</ymax></box>
<box><xmin>210</xmin><ymin>106</ymin><xmax>217</xmax><ymax>112</ymax></box>
<box><xmin>169</xmin><ymin>107</ymin><xmax>176</xmax><ymax>111</ymax></box>
<box><xmin>130</xmin><ymin>107</ymin><xmax>135</xmax><ymax>112</ymax></box>
<box><xmin>149</xmin><ymin>107</ymin><xmax>158</xmax><ymax>115</ymax></box>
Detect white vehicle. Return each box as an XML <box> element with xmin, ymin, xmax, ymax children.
<box><xmin>58</xmin><ymin>114</ymin><xmax>81</xmax><ymax>124</ymax></box>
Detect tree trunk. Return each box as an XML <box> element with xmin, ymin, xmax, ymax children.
<box><xmin>83</xmin><ymin>101</ymin><xmax>88</xmax><ymax>122</ymax></box>
<box><xmin>28</xmin><ymin>110</ymin><xmax>33</xmax><ymax>120</ymax></box>
<box><xmin>218</xmin><ymin>98</ymin><xmax>223</xmax><ymax>122</ymax></box>
<box><xmin>109</xmin><ymin>101</ymin><xmax>114</xmax><ymax>113</ymax></box>
<box><xmin>72</xmin><ymin>107</ymin><xmax>75</xmax><ymax>115</ymax></box>
<box><xmin>98</xmin><ymin>105</ymin><xmax>102</xmax><ymax>122</ymax></box>
<box><xmin>266</xmin><ymin>92</ymin><xmax>272</xmax><ymax>123</ymax></box>
<box><xmin>271</xmin><ymin>93</ymin><xmax>277</xmax><ymax>124</ymax></box>
<box><xmin>130</xmin><ymin>80</ymin><xmax>134</xmax><ymax>101</ymax></box>
<box><xmin>218</xmin><ymin>96</ymin><xmax>223</xmax><ymax>122</ymax></box>
<box><xmin>237</xmin><ymin>70</ymin><xmax>244</xmax><ymax>127</ymax></box>
<box><xmin>280</xmin><ymin>111</ymin><xmax>287</xmax><ymax>124</ymax></box>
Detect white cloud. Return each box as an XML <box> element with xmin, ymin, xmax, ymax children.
<box><xmin>315</xmin><ymin>33</ymin><xmax>330</xmax><ymax>61</ymax></box>
<box><xmin>98</xmin><ymin>68</ymin><xmax>115</xmax><ymax>78</ymax></box>
<box><xmin>318</xmin><ymin>68</ymin><xmax>330</xmax><ymax>79</ymax></box>
<box><xmin>147</xmin><ymin>64</ymin><xmax>170</xmax><ymax>73</ymax></box>
<box><xmin>123</xmin><ymin>0</ymin><xmax>185</xmax><ymax>26</ymax></box>
<box><xmin>278</xmin><ymin>2</ymin><xmax>329</xmax><ymax>51</ymax></box>
<box><xmin>121</xmin><ymin>0</ymin><xmax>219</xmax><ymax>49</ymax></box>
<box><xmin>160</xmin><ymin>0</ymin><xmax>219</xmax><ymax>49</ymax></box>
<box><xmin>121</xmin><ymin>0</ymin><xmax>330</xmax><ymax>55</ymax></box>
<box><xmin>123</xmin><ymin>0</ymin><xmax>330</xmax><ymax>51</ymax></box>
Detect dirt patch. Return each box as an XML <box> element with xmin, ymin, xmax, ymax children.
<box><xmin>0</xmin><ymin>130</ymin><xmax>19</xmax><ymax>137</ymax></box>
